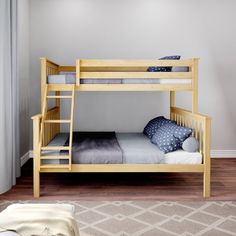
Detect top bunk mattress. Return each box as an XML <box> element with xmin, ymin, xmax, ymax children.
<box><xmin>47</xmin><ymin>73</ymin><xmax>191</xmax><ymax>85</ymax></box>
<box><xmin>43</xmin><ymin>132</ymin><xmax>202</xmax><ymax>165</ymax></box>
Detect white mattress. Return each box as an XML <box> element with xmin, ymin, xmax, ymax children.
<box><xmin>163</xmin><ymin>149</ymin><xmax>202</xmax><ymax>164</ymax></box>
<box><xmin>48</xmin><ymin>73</ymin><xmax>191</xmax><ymax>85</ymax></box>
<box><xmin>45</xmin><ymin>132</ymin><xmax>202</xmax><ymax>165</ymax></box>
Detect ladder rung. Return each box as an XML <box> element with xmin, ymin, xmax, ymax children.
<box><xmin>40</xmin><ymin>155</ymin><xmax>70</xmax><ymax>160</ymax></box>
<box><xmin>40</xmin><ymin>164</ymin><xmax>70</xmax><ymax>169</ymax></box>
<box><xmin>47</xmin><ymin>95</ymin><xmax>72</xmax><ymax>99</ymax></box>
<box><xmin>48</xmin><ymin>84</ymin><xmax>75</xmax><ymax>91</ymax></box>
<box><xmin>41</xmin><ymin>146</ymin><xmax>70</xmax><ymax>151</ymax></box>
<box><xmin>44</xmin><ymin>120</ymin><xmax>71</xmax><ymax>123</ymax></box>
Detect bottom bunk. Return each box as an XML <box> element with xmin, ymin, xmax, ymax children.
<box><xmin>32</xmin><ymin>106</ymin><xmax>211</xmax><ymax>197</ymax></box>
<box><xmin>42</xmin><ymin>132</ymin><xmax>202</xmax><ymax>166</ymax></box>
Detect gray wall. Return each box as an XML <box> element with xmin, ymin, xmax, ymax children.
<box><xmin>18</xmin><ymin>0</ymin><xmax>30</xmax><ymax>156</ymax></box>
<box><xmin>29</xmin><ymin>0</ymin><xmax>236</xmax><ymax>150</ymax></box>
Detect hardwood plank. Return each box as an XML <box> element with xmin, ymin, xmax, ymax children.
<box><xmin>0</xmin><ymin>158</ymin><xmax>236</xmax><ymax>201</ymax></box>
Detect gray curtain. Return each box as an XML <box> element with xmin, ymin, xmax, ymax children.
<box><xmin>0</xmin><ymin>0</ymin><xmax>20</xmax><ymax>194</ymax></box>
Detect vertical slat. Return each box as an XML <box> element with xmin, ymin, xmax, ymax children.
<box><xmin>199</xmin><ymin>123</ymin><xmax>203</xmax><ymax>154</ymax></box>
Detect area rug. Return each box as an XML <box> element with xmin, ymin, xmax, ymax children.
<box><xmin>0</xmin><ymin>201</ymin><xmax>236</xmax><ymax>236</ymax></box>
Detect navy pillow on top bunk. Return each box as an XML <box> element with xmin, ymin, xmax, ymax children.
<box><xmin>147</xmin><ymin>55</ymin><xmax>181</xmax><ymax>72</ymax></box>
<box><xmin>151</xmin><ymin>122</ymin><xmax>192</xmax><ymax>153</ymax></box>
<box><xmin>143</xmin><ymin>116</ymin><xmax>173</xmax><ymax>139</ymax></box>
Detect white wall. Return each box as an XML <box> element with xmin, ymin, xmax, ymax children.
<box><xmin>18</xmin><ymin>0</ymin><xmax>30</xmax><ymax>156</ymax></box>
<box><xmin>29</xmin><ymin>0</ymin><xmax>236</xmax><ymax>150</ymax></box>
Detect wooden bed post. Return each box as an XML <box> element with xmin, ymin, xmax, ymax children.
<box><xmin>32</xmin><ymin>114</ymin><xmax>41</xmax><ymax>198</ymax></box>
<box><xmin>203</xmin><ymin>117</ymin><xmax>211</xmax><ymax>198</ymax></box>
<box><xmin>192</xmin><ymin>58</ymin><xmax>198</xmax><ymax>113</ymax></box>
<box><xmin>170</xmin><ymin>91</ymin><xmax>175</xmax><ymax>118</ymax></box>
<box><xmin>41</xmin><ymin>58</ymin><xmax>47</xmax><ymax>112</ymax></box>
<box><xmin>76</xmin><ymin>59</ymin><xmax>80</xmax><ymax>87</ymax></box>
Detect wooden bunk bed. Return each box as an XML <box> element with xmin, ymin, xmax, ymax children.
<box><xmin>32</xmin><ymin>58</ymin><xmax>211</xmax><ymax>198</ymax></box>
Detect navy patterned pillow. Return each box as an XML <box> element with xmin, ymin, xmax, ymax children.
<box><xmin>143</xmin><ymin>116</ymin><xmax>173</xmax><ymax>139</ymax></box>
<box><xmin>147</xmin><ymin>55</ymin><xmax>181</xmax><ymax>72</ymax></box>
<box><xmin>151</xmin><ymin>122</ymin><xmax>192</xmax><ymax>153</ymax></box>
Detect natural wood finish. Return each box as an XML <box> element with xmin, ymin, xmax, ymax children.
<box><xmin>1</xmin><ymin>158</ymin><xmax>235</xmax><ymax>201</ymax></box>
<box><xmin>36</xmin><ymin>83</ymin><xmax>76</xmax><ymax>181</ymax></box>
<box><xmin>48</xmin><ymin>84</ymin><xmax>192</xmax><ymax>92</ymax></box>
<box><xmin>40</xmin><ymin>155</ymin><xmax>70</xmax><ymax>160</ymax></box>
<box><xmin>47</xmin><ymin>95</ymin><xmax>72</xmax><ymax>99</ymax></box>
<box><xmin>59</xmin><ymin>66</ymin><xmax>76</xmax><ymax>72</ymax></box>
<box><xmin>40</xmin><ymin>164</ymin><xmax>70</xmax><ymax>169</ymax></box>
<box><xmin>80</xmin><ymin>59</ymin><xmax>193</xmax><ymax>67</ymax></box>
<box><xmin>41</xmin><ymin>146</ymin><xmax>70</xmax><ymax>151</ymax></box>
<box><xmin>203</xmin><ymin>118</ymin><xmax>211</xmax><ymax>197</ymax></box>
<box><xmin>170</xmin><ymin>91</ymin><xmax>175</xmax><ymax>118</ymax></box>
<box><xmin>44</xmin><ymin>120</ymin><xmax>71</xmax><ymax>123</ymax></box>
<box><xmin>31</xmin><ymin>57</ymin><xmax>211</xmax><ymax>198</ymax></box>
<box><xmin>192</xmin><ymin>58</ymin><xmax>198</xmax><ymax>112</ymax></box>
<box><xmin>40</xmin><ymin>58</ymin><xmax>59</xmax><ymax>111</ymax></box>
<box><xmin>80</xmin><ymin>72</ymin><xmax>192</xmax><ymax>79</ymax></box>
<box><xmin>40</xmin><ymin>58</ymin><xmax>47</xmax><ymax>112</ymax></box>
<box><xmin>170</xmin><ymin>107</ymin><xmax>211</xmax><ymax>197</ymax></box>
<box><xmin>76</xmin><ymin>60</ymin><xmax>80</xmax><ymax>86</ymax></box>
<box><xmin>32</xmin><ymin>116</ymin><xmax>40</xmax><ymax>198</ymax></box>
<box><xmin>40</xmin><ymin>164</ymin><xmax>204</xmax><ymax>173</ymax></box>
<box><xmin>69</xmin><ymin>85</ymin><xmax>75</xmax><ymax>170</ymax></box>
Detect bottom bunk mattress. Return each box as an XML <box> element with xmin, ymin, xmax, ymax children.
<box><xmin>42</xmin><ymin>132</ymin><xmax>202</xmax><ymax>165</ymax></box>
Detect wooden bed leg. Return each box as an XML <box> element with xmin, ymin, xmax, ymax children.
<box><xmin>203</xmin><ymin>167</ymin><xmax>210</xmax><ymax>198</ymax></box>
<box><xmin>32</xmin><ymin>115</ymin><xmax>41</xmax><ymax>198</ymax></box>
<box><xmin>34</xmin><ymin>166</ymin><xmax>40</xmax><ymax>198</ymax></box>
<box><xmin>203</xmin><ymin>117</ymin><xmax>211</xmax><ymax>198</ymax></box>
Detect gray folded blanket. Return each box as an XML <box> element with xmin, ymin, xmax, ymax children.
<box><xmin>64</xmin><ymin>132</ymin><xmax>123</xmax><ymax>164</ymax></box>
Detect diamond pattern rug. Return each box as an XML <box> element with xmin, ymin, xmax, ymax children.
<box><xmin>0</xmin><ymin>201</ymin><xmax>236</xmax><ymax>236</ymax></box>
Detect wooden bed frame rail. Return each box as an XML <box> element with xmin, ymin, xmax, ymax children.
<box><xmin>32</xmin><ymin>57</ymin><xmax>210</xmax><ymax>198</ymax></box>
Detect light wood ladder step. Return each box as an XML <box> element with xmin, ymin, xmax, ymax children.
<box><xmin>40</xmin><ymin>155</ymin><xmax>70</xmax><ymax>160</ymax></box>
<box><xmin>40</xmin><ymin>164</ymin><xmax>70</xmax><ymax>169</ymax></box>
<box><xmin>41</xmin><ymin>146</ymin><xmax>70</xmax><ymax>151</ymax></box>
<box><xmin>44</xmin><ymin>120</ymin><xmax>71</xmax><ymax>123</ymax></box>
<box><xmin>48</xmin><ymin>84</ymin><xmax>75</xmax><ymax>91</ymax></box>
<box><xmin>47</xmin><ymin>95</ymin><xmax>72</xmax><ymax>99</ymax></box>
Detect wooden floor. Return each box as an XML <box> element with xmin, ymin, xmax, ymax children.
<box><xmin>0</xmin><ymin>159</ymin><xmax>236</xmax><ymax>201</ymax></box>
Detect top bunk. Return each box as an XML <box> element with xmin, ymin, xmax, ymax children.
<box><xmin>41</xmin><ymin>57</ymin><xmax>198</xmax><ymax>92</ymax></box>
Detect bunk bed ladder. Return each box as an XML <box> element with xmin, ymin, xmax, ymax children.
<box><xmin>39</xmin><ymin>84</ymin><xmax>75</xmax><ymax>171</ymax></box>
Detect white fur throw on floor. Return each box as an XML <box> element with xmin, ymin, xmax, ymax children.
<box><xmin>0</xmin><ymin>204</ymin><xmax>80</xmax><ymax>236</ymax></box>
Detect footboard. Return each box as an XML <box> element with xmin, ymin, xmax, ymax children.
<box><xmin>170</xmin><ymin>106</ymin><xmax>211</xmax><ymax>197</ymax></box>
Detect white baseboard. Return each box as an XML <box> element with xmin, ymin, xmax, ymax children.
<box><xmin>20</xmin><ymin>151</ymin><xmax>30</xmax><ymax>167</ymax></box>
<box><xmin>21</xmin><ymin>149</ymin><xmax>236</xmax><ymax>167</ymax></box>
<box><xmin>29</xmin><ymin>150</ymin><xmax>33</xmax><ymax>158</ymax></box>
<box><xmin>210</xmin><ymin>150</ymin><xmax>236</xmax><ymax>158</ymax></box>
